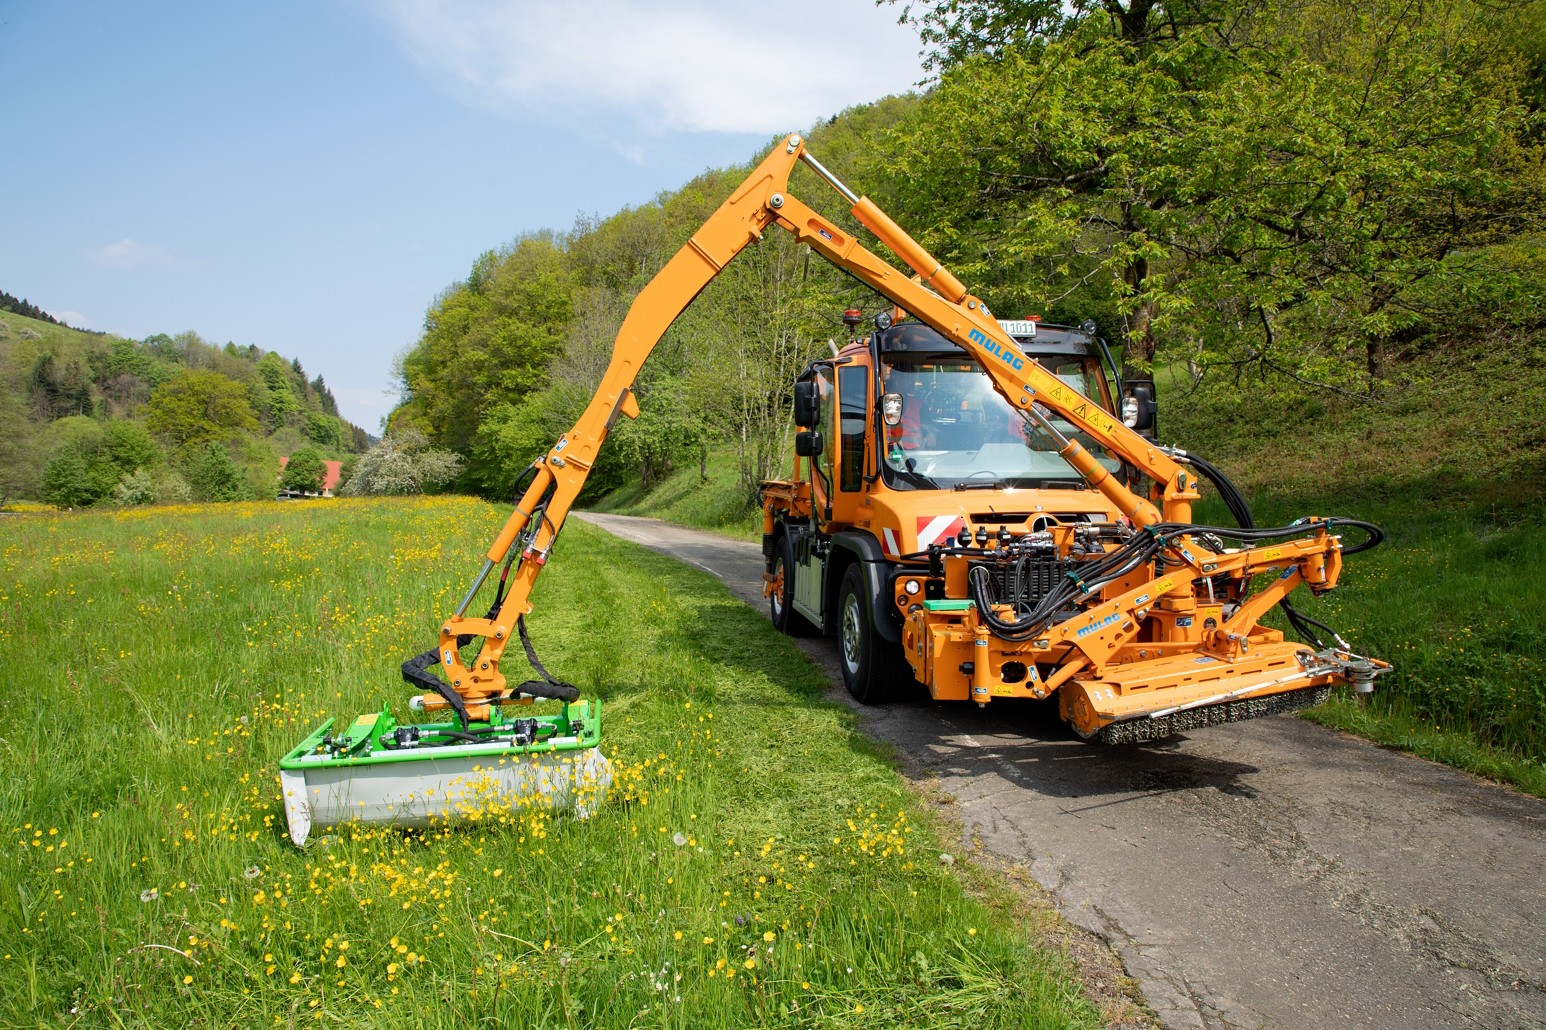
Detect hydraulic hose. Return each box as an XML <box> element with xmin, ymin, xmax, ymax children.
<box><xmin>1172</xmin><ymin>450</ymin><xmax>1384</xmax><ymax>646</ymax></box>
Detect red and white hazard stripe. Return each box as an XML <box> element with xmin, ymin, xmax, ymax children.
<box><xmin>881</xmin><ymin>527</ymin><xmax>901</xmax><ymax>558</ymax></box>
<box><xmin>916</xmin><ymin>515</ymin><xmax>966</xmax><ymax>549</ymax></box>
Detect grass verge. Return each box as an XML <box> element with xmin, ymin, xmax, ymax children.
<box><xmin>0</xmin><ymin>497</ymin><xmax>1101</xmax><ymax>1028</ymax></box>
<box><xmin>589</xmin><ymin>447</ymin><xmax>763</xmax><ymax>541</ymax></box>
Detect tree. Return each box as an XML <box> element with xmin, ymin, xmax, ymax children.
<box><xmin>182</xmin><ymin>442</ymin><xmax>247</xmax><ymax>502</ymax></box>
<box><xmin>0</xmin><ymin>391</ymin><xmax>40</xmax><ymax>506</ymax></box>
<box><xmin>877</xmin><ymin>0</ymin><xmax>1542</xmax><ymax>384</ymax></box>
<box><xmin>303</xmin><ymin>411</ymin><xmax>341</xmax><ymax>448</ymax></box>
<box><xmin>395</xmin><ymin>233</ymin><xmax>575</xmax><ymax>456</ymax></box>
<box><xmin>42</xmin><ymin>453</ymin><xmax>98</xmax><ymax>508</ymax></box>
<box><xmin>146</xmin><ymin>369</ymin><xmax>259</xmax><ymax>450</ymax></box>
<box><xmin>339</xmin><ymin>429</ymin><xmax>462</xmax><ymax>496</ymax></box>
<box><xmin>281</xmin><ymin>447</ymin><xmax>328</xmax><ymax>494</ymax></box>
<box><xmin>102</xmin><ymin>420</ymin><xmax>160</xmax><ymax>475</ymax></box>
<box><xmin>255</xmin><ymin>352</ymin><xmax>300</xmax><ymax>431</ymax></box>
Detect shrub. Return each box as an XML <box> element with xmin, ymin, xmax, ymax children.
<box><xmin>340</xmin><ymin>429</ymin><xmax>462</xmax><ymax>496</ymax></box>
<box><xmin>112</xmin><ymin>468</ymin><xmax>157</xmax><ymax>506</ymax></box>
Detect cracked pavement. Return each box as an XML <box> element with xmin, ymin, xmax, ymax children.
<box><xmin>576</xmin><ymin>511</ymin><xmax>1546</xmax><ymax>1030</ymax></box>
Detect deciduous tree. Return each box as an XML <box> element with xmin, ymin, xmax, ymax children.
<box><xmin>146</xmin><ymin>369</ymin><xmax>259</xmax><ymax>450</ymax></box>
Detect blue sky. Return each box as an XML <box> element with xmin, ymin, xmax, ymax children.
<box><xmin>0</xmin><ymin>1</ymin><xmax>925</xmax><ymax>431</ymax></box>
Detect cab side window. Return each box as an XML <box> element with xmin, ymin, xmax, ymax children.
<box><xmin>838</xmin><ymin>366</ymin><xmax>868</xmax><ymax>492</ymax></box>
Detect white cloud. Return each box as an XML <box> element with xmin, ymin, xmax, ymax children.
<box><xmin>362</xmin><ymin>0</ymin><xmax>925</xmax><ymax>136</ymax></box>
<box><xmin>87</xmin><ymin>238</ymin><xmax>185</xmax><ymax>270</ymax></box>
<box><xmin>54</xmin><ymin>310</ymin><xmax>90</xmax><ymax>328</ymax></box>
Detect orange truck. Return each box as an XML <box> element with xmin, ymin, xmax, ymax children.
<box><xmin>284</xmin><ymin>132</ymin><xmax>1391</xmax><ymax>845</ymax></box>
<box><xmin>758</xmin><ymin>306</ymin><xmax>1387</xmax><ymax>741</ymax></box>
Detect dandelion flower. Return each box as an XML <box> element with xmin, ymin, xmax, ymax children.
<box><xmin>967</xmin><ymin>927</ymin><xmax>977</xmax><ymax>937</ymax></box>
<box><xmin>939</xmin><ymin>853</ymin><xmax>954</xmax><ymax>867</ymax></box>
<box><xmin>672</xmin><ymin>832</ymin><xmax>687</xmax><ymax>847</ymax></box>
<box><xmin>139</xmin><ymin>888</ymin><xmax>159</xmax><ymax>903</ymax></box>
<box><xmin>763</xmin><ymin>931</ymin><xmax>775</xmax><ymax>943</ymax></box>
<box><xmin>243</xmin><ymin>865</ymin><xmax>262</xmax><ymax>880</ymax></box>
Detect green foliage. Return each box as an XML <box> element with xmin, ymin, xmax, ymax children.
<box><xmin>876</xmin><ymin>0</ymin><xmax>1543</xmax><ymax>381</ymax></box>
<box><xmin>0</xmin><ymin>309</ymin><xmax>368</xmax><ymax>506</ymax></box>
<box><xmin>147</xmin><ymin>369</ymin><xmax>260</xmax><ymax>451</ymax></box>
<box><xmin>102</xmin><ymin>419</ymin><xmax>160</xmax><ymax>473</ymax></box>
<box><xmin>0</xmin><ymin>389</ymin><xmax>40</xmax><ymax>504</ymax></box>
<box><xmin>111</xmin><ymin>467</ymin><xmax>158</xmax><ymax>506</ymax></box>
<box><xmin>303</xmin><ymin>410</ymin><xmax>342</xmax><ymax>448</ymax></box>
<box><xmin>42</xmin><ymin>452</ymin><xmax>98</xmax><ymax>508</ymax></box>
<box><xmin>254</xmin><ymin>351</ymin><xmax>301</xmax><ymax>430</ymax></box>
<box><xmin>395</xmin><ymin>234</ymin><xmax>575</xmax><ymax>455</ymax></box>
<box><xmin>181</xmin><ymin>441</ymin><xmax>248</xmax><ymax>502</ymax></box>
<box><xmin>340</xmin><ymin>429</ymin><xmax>462</xmax><ymax>496</ymax></box>
<box><xmin>280</xmin><ymin>446</ymin><xmax>327</xmax><ymax>494</ymax></box>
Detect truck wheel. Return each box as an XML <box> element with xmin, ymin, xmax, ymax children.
<box><xmin>769</xmin><ymin>535</ymin><xmax>812</xmax><ymax>636</ymax></box>
<box><xmin>837</xmin><ymin>564</ymin><xmax>903</xmax><ymax>704</ymax></box>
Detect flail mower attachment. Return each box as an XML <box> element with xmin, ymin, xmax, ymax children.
<box><xmin>279</xmin><ymin>700</ymin><xmax>612</xmax><ymax>846</ymax></box>
<box><xmin>280</xmin><ymin>553</ymin><xmax>615</xmax><ymax>846</ymax></box>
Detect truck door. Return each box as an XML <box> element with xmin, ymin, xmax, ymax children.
<box><xmin>833</xmin><ymin>363</ymin><xmax>871</xmax><ymax>519</ymax></box>
<box><xmin>792</xmin><ymin>367</ymin><xmax>832</xmax><ymax>624</ymax></box>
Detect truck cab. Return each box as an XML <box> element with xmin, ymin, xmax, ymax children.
<box><xmin>761</xmin><ymin>313</ymin><xmax>1154</xmax><ymax>704</ymax></box>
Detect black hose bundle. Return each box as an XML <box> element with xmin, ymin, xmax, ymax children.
<box><xmin>965</xmin><ymin>453</ymin><xmax>1385</xmax><ymax>646</ymax></box>
<box><xmin>1173</xmin><ymin>451</ymin><xmax>1384</xmax><ymax>648</ymax></box>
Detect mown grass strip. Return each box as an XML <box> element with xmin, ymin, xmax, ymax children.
<box><xmin>0</xmin><ymin>497</ymin><xmax>1099</xmax><ymax>1028</ymax></box>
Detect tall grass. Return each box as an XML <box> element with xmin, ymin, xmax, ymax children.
<box><xmin>0</xmin><ymin>498</ymin><xmax>1099</xmax><ymax>1028</ymax></box>
<box><xmin>1167</xmin><ymin>341</ymin><xmax>1546</xmax><ymax>795</ymax></box>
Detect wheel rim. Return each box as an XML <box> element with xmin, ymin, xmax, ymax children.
<box><xmin>771</xmin><ymin>559</ymin><xmax>786</xmax><ymax>618</ymax></box>
<box><xmin>841</xmin><ymin>591</ymin><xmax>862</xmax><ymax>675</ymax></box>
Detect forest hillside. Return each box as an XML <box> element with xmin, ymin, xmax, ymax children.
<box><xmin>0</xmin><ymin>307</ymin><xmax>372</xmax><ymax>508</ymax></box>
<box><xmin>387</xmin><ymin>0</ymin><xmax>1544</xmax><ymax>513</ymax></box>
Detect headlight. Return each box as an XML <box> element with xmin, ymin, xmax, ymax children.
<box><xmin>903</xmin><ymin>579</ymin><xmax>921</xmax><ymax>595</ymax></box>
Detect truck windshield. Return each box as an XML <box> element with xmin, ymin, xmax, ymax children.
<box><xmin>879</xmin><ymin>353</ymin><xmax>1120</xmax><ymax>490</ymax></box>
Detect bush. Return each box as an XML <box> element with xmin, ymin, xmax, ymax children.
<box><xmin>156</xmin><ymin>470</ymin><xmax>192</xmax><ymax>504</ymax></box>
<box><xmin>340</xmin><ymin>429</ymin><xmax>462</xmax><ymax>496</ymax></box>
<box><xmin>182</xmin><ymin>442</ymin><xmax>247</xmax><ymax>502</ymax></box>
<box><xmin>112</xmin><ymin>468</ymin><xmax>157</xmax><ymax>506</ymax></box>
<box><xmin>42</xmin><ymin>453</ymin><xmax>100</xmax><ymax>509</ymax></box>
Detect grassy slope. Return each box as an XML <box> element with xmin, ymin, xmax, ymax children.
<box><xmin>588</xmin><ymin>447</ymin><xmax>765</xmax><ymax>541</ymax></box>
<box><xmin>0</xmin><ymin>309</ymin><xmax>107</xmax><ymax>349</ymax></box>
<box><xmin>0</xmin><ymin>498</ymin><xmax>1103</xmax><ymax>1028</ymax></box>
<box><xmin>594</xmin><ymin>342</ymin><xmax>1546</xmax><ymax>797</ymax></box>
<box><xmin>1162</xmin><ymin>340</ymin><xmax>1546</xmax><ymax>796</ymax></box>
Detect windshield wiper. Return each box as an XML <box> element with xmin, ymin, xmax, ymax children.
<box><xmin>953</xmin><ymin>479</ymin><xmax>1005</xmax><ymax>491</ymax></box>
<box><xmin>895</xmin><ymin>467</ymin><xmax>938</xmax><ymax>489</ymax></box>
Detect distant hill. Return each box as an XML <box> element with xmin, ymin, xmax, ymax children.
<box><xmin>0</xmin><ymin>290</ymin><xmax>68</xmax><ymax>328</ymax></box>
<box><xmin>0</xmin><ymin>309</ymin><xmax>374</xmax><ymax>507</ymax></box>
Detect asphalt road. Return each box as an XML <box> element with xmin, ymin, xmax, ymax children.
<box><xmin>576</xmin><ymin>511</ymin><xmax>1546</xmax><ymax>1030</ymax></box>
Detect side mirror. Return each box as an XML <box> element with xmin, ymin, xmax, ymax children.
<box><xmin>1123</xmin><ymin>382</ymin><xmax>1157</xmax><ymax>434</ymax></box>
<box><xmin>793</xmin><ymin>381</ymin><xmax>819</xmax><ymax>427</ymax></box>
<box><xmin>795</xmin><ymin>430</ymin><xmax>824</xmax><ymax>458</ymax></box>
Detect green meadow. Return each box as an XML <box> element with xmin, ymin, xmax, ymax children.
<box><xmin>0</xmin><ymin>498</ymin><xmax>1105</xmax><ymax>1028</ymax></box>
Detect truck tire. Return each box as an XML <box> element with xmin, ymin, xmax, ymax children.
<box><xmin>837</xmin><ymin>564</ymin><xmax>905</xmax><ymax>704</ymax></box>
<box><xmin>769</xmin><ymin>535</ymin><xmax>813</xmax><ymax>636</ymax></box>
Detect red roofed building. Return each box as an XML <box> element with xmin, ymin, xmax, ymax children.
<box><xmin>277</xmin><ymin>456</ymin><xmax>344</xmax><ymax>498</ymax></box>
